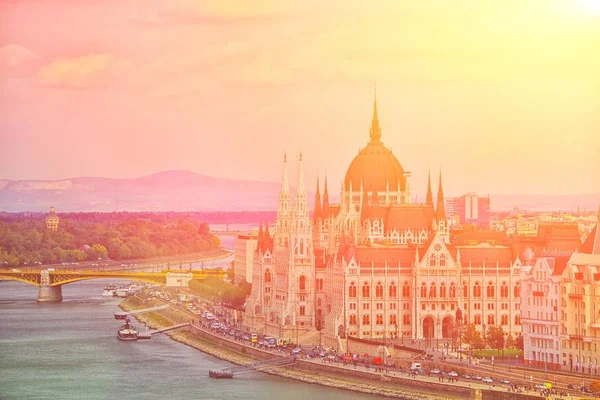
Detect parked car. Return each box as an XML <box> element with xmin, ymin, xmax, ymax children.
<box><xmin>482</xmin><ymin>377</ymin><xmax>493</xmax><ymax>384</ymax></box>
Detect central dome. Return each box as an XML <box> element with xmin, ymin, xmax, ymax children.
<box><xmin>344</xmin><ymin>94</ymin><xmax>407</xmax><ymax>192</ymax></box>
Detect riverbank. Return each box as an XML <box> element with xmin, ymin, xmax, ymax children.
<box><xmin>120</xmin><ymin>297</ymin><xmax>465</xmax><ymax>400</ymax></box>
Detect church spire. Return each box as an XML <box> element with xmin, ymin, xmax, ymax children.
<box><xmin>281</xmin><ymin>152</ymin><xmax>289</xmax><ymax>193</ymax></box>
<box><xmin>322</xmin><ymin>175</ymin><xmax>330</xmax><ymax>218</ymax></box>
<box><xmin>369</xmin><ymin>86</ymin><xmax>381</xmax><ymax>144</ymax></box>
<box><xmin>436</xmin><ymin>170</ymin><xmax>446</xmax><ymax>221</ymax></box>
<box><xmin>425</xmin><ymin>169</ymin><xmax>433</xmax><ymax>208</ymax></box>
<box><xmin>313</xmin><ymin>175</ymin><xmax>322</xmax><ymax>223</ymax></box>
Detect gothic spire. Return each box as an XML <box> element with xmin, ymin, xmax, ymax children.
<box><xmin>281</xmin><ymin>152</ymin><xmax>289</xmax><ymax>193</ymax></box>
<box><xmin>425</xmin><ymin>169</ymin><xmax>433</xmax><ymax>208</ymax></box>
<box><xmin>369</xmin><ymin>86</ymin><xmax>381</xmax><ymax>144</ymax></box>
<box><xmin>436</xmin><ymin>169</ymin><xmax>446</xmax><ymax>221</ymax></box>
<box><xmin>322</xmin><ymin>174</ymin><xmax>330</xmax><ymax>218</ymax></box>
<box><xmin>313</xmin><ymin>175</ymin><xmax>322</xmax><ymax>223</ymax></box>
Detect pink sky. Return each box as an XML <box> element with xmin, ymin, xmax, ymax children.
<box><xmin>1</xmin><ymin>0</ymin><xmax>599</xmax><ymax>197</ymax></box>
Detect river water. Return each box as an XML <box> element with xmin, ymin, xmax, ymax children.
<box><xmin>0</xmin><ymin>280</ymin><xmax>377</xmax><ymax>400</ymax></box>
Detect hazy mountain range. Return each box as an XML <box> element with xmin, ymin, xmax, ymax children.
<box><xmin>0</xmin><ymin>170</ymin><xmax>598</xmax><ymax>213</ymax></box>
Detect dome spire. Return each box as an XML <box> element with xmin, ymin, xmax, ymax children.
<box><xmin>369</xmin><ymin>85</ymin><xmax>381</xmax><ymax>144</ymax></box>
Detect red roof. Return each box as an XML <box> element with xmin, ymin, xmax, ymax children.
<box><xmin>580</xmin><ymin>225</ymin><xmax>600</xmax><ymax>255</ymax></box>
<box><xmin>451</xmin><ymin>230</ymin><xmax>510</xmax><ymax>246</ymax></box>
<box><xmin>458</xmin><ymin>245</ymin><xmax>513</xmax><ymax>267</ymax></box>
<box><xmin>354</xmin><ymin>246</ymin><xmax>416</xmax><ymax>267</ymax></box>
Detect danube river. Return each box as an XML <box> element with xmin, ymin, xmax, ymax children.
<box><xmin>0</xmin><ymin>280</ymin><xmax>377</xmax><ymax>400</ymax></box>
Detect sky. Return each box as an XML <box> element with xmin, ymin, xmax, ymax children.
<box><xmin>1</xmin><ymin>0</ymin><xmax>599</xmax><ymax>197</ymax></box>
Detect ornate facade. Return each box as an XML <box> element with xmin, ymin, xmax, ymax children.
<box><xmin>244</xmin><ymin>94</ymin><xmax>523</xmax><ymax>347</ymax></box>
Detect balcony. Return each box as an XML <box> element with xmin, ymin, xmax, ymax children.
<box><xmin>568</xmin><ymin>293</ymin><xmax>583</xmax><ymax>299</ymax></box>
<box><xmin>569</xmin><ymin>334</ymin><xmax>584</xmax><ymax>341</ymax></box>
<box><xmin>532</xmin><ymin>291</ymin><xmax>544</xmax><ymax>297</ymax></box>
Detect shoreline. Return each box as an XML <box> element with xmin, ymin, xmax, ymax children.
<box><xmin>120</xmin><ymin>297</ymin><xmax>463</xmax><ymax>400</ymax></box>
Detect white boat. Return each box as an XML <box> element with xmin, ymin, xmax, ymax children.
<box><xmin>102</xmin><ymin>285</ymin><xmax>118</xmax><ymax>297</ymax></box>
<box><xmin>117</xmin><ymin>319</ymin><xmax>138</xmax><ymax>341</ymax></box>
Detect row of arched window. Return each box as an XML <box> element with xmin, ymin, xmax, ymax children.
<box><xmin>344</xmin><ymin>281</ymin><xmax>521</xmax><ymax>299</ymax></box>
<box><xmin>468</xmin><ymin>314</ymin><xmax>520</xmax><ymax>326</ymax></box>
<box><xmin>349</xmin><ymin>313</ymin><xmax>410</xmax><ymax>325</ymax></box>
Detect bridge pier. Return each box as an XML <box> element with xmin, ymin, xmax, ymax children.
<box><xmin>37</xmin><ymin>270</ymin><xmax>63</xmax><ymax>302</ymax></box>
<box><xmin>37</xmin><ymin>284</ymin><xmax>63</xmax><ymax>302</ymax></box>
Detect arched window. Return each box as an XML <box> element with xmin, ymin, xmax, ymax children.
<box><xmin>390</xmin><ymin>314</ymin><xmax>397</xmax><ymax>325</ymax></box>
<box><xmin>440</xmin><ymin>282</ymin><xmax>447</xmax><ymax>298</ymax></box>
<box><xmin>299</xmin><ymin>239</ymin><xmax>304</xmax><ymax>254</ymax></box>
<box><xmin>376</xmin><ymin>282</ymin><xmax>384</xmax><ymax>297</ymax></box>
<box><xmin>463</xmin><ymin>283</ymin><xmax>468</xmax><ymax>298</ymax></box>
<box><xmin>349</xmin><ymin>282</ymin><xmax>357</xmax><ymax>298</ymax></box>
<box><xmin>299</xmin><ymin>275</ymin><xmax>306</xmax><ymax>291</ymax></box>
<box><xmin>449</xmin><ymin>282</ymin><xmax>456</xmax><ymax>298</ymax></box>
<box><xmin>362</xmin><ymin>282</ymin><xmax>370</xmax><ymax>298</ymax></box>
<box><xmin>316</xmin><ymin>279</ymin><xmax>324</xmax><ymax>291</ymax></box>
<box><xmin>501</xmin><ymin>314</ymin><xmax>508</xmax><ymax>325</ymax></box>
<box><xmin>376</xmin><ymin>314</ymin><xmax>384</xmax><ymax>325</ymax></box>
<box><xmin>317</xmin><ymin>298</ymin><xmax>322</xmax><ymax>307</ymax></box>
<box><xmin>389</xmin><ymin>282</ymin><xmax>397</xmax><ymax>297</ymax></box>
<box><xmin>264</xmin><ymin>270</ymin><xmax>272</xmax><ymax>283</ymax></box>
<box><xmin>474</xmin><ymin>314</ymin><xmax>481</xmax><ymax>325</ymax></box>
<box><xmin>362</xmin><ymin>314</ymin><xmax>370</xmax><ymax>325</ymax></box>
<box><xmin>349</xmin><ymin>314</ymin><xmax>357</xmax><ymax>324</ymax></box>
<box><xmin>487</xmin><ymin>281</ymin><xmax>495</xmax><ymax>298</ymax></box>
<box><xmin>500</xmin><ymin>282</ymin><xmax>508</xmax><ymax>298</ymax></box>
<box><xmin>420</xmin><ymin>282</ymin><xmax>427</xmax><ymax>298</ymax></box>
<box><xmin>429</xmin><ymin>254</ymin><xmax>436</xmax><ymax>267</ymax></box>
<box><xmin>439</xmin><ymin>254</ymin><xmax>446</xmax><ymax>267</ymax></box>
<box><xmin>473</xmin><ymin>282</ymin><xmax>482</xmax><ymax>298</ymax></box>
<box><xmin>402</xmin><ymin>282</ymin><xmax>410</xmax><ymax>297</ymax></box>
<box><xmin>403</xmin><ymin>314</ymin><xmax>410</xmax><ymax>325</ymax></box>
<box><xmin>514</xmin><ymin>283</ymin><xmax>520</xmax><ymax>298</ymax></box>
<box><xmin>487</xmin><ymin>314</ymin><xmax>495</xmax><ymax>325</ymax></box>
<box><xmin>429</xmin><ymin>282</ymin><xmax>437</xmax><ymax>298</ymax></box>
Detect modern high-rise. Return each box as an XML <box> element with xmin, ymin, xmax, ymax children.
<box><xmin>447</xmin><ymin>194</ymin><xmax>491</xmax><ymax>229</ymax></box>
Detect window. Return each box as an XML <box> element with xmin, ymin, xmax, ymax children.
<box><xmin>317</xmin><ymin>298</ymin><xmax>322</xmax><ymax>307</ymax></box>
<box><xmin>420</xmin><ymin>282</ymin><xmax>427</xmax><ymax>298</ymax></box>
<box><xmin>501</xmin><ymin>315</ymin><xmax>508</xmax><ymax>325</ymax></box>
<box><xmin>376</xmin><ymin>314</ymin><xmax>384</xmax><ymax>325</ymax></box>
<box><xmin>449</xmin><ymin>282</ymin><xmax>456</xmax><ymax>298</ymax></box>
<box><xmin>474</xmin><ymin>314</ymin><xmax>481</xmax><ymax>325</ymax></box>
<box><xmin>429</xmin><ymin>283</ymin><xmax>437</xmax><ymax>298</ymax></box>
<box><xmin>500</xmin><ymin>282</ymin><xmax>509</xmax><ymax>298</ymax></box>
<box><xmin>349</xmin><ymin>314</ymin><xmax>357</xmax><ymax>325</ymax></box>
<box><xmin>473</xmin><ymin>282</ymin><xmax>482</xmax><ymax>298</ymax></box>
<box><xmin>487</xmin><ymin>281</ymin><xmax>495</xmax><ymax>298</ymax></box>
<box><xmin>363</xmin><ymin>314</ymin><xmax>370</xmax><ymax>325</ymax></box>
<box><xmin>403</xmin><ymin>314</ymin><xmax>410</xmax><ymax>325</ymax></box>
<box><xmin>389</xmin><ymin>282</ymin><xmax>397</xmax><ymax>297</ymax></box>
<box><xmin>376</xmin><ymin>282</ymin><xmax>384</xmax><ymax>297</ymax></box>
<box><xmin>299</xmin><ymin>305</ymin><xmax>305</xmax><ymax>316</ymax></box>
<box><xmin>429</xmin><ymin>254</ymin><xmax>436</xmax><ymax>267</ymax></box>
<box><xmin>390</xmin><ymin>314</ymin><xmax>397</xmax><ymax>325</ymax></box>
<box><xmin>349</xmin><ymin>303</ymin><xmax>356</xmax><ymax>310</ymax></box>
<box><xmin>264</xmin><ymin>270</ymin><xmax>272</xmax><ymax>283</ymax></box>
<box><xmin>514</xmin><ymin>283</ymin><xmax>520</xmax><ymax>298</ymax></box>
<box><xmin>463</xmin><ymin>284</ymin><xmax>468</xmax><ymax>298</ymax></box>
<box><xmin>299</xmin><ymin>275</ymin><xmax>306</xmax><ymax>291</ymax></box>
<box><xmin>349</xmin><ymin>282</ymin><xmax>357</xmax><ymax>298</ymax></box>
<box><xmin>487</xmin><ymin>314</ymin><xmax>495</xmax><ymax>325</ymax></box>
<box><xmin>402</xmin><ymin>282</ymin><xmax>410</xmax><ymax>297</ymax></box>
<box><xmin>439</xmin><ymin>254</ymin><xmax>446</xmax><ymax>267</ymax></box>
<box><xmin>362</xmin><ymin>282</ymin><xmax>370</xmax><ymax>298</ymax></box>
<box><xmin>363</xmin><ymin>303</ymin><xmax>370</xmax><ymax>310</ymax></box>
<box><xmin>440</xmin><ymin>283</ymin><xmax>447</xmax><ymax>298</ymax></box>
<box><xmin>316</xmin><ymin>278</ymin><xmax>324</xmax><ymax>291</ymax></box>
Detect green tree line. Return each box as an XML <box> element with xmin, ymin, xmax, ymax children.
<box><xmin>0</xmin><ymin>216</ymin><xmax>219</xmax><ymax>267</ymax></box>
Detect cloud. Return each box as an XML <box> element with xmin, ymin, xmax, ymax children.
<box><xmin>0</xmin><ymin>45</ymin><xmax>40</xmax><ymax>78</ymax></box>
<box><xmin>38</xmin><ymin>53</ymin><xmax>133</xmax><ymax>88</ymax></box>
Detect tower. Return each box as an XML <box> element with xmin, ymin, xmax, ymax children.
<box><xmin>425</xmin><ymin>170</ymin><xmax>434</xmax><ymax>208</ymax></box>
<box><xmin>275</xmin><ymin>153</ymin><xmax>292</xmax><ymax>250</ymax></box>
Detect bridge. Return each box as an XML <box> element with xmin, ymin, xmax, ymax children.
<box><xmin>0</xmin><ymin>269</ymin><xmax>224</xmax><ymax>303</ymax></box>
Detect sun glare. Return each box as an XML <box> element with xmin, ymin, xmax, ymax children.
<box><xmin>577</xmin><ymin>0</ymin><xmax>600</xmax><ymax>14</ymax></box>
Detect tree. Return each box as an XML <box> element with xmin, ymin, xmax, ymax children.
<box><xmin>486</xmin><ymin>326</ymin><xmax>505</xmax><ymax>352</ymax></box>
<box><xmin>198</xmin><ymin>222</ymin><xmax>211</xmax><ymax>236</ymax></box>
<box><xmin>506</xmin><ymin>334</ymin><xmax>515</xmax><ymax>349</ymax></box>
<box><xmin>590</xmin><ymin>380</ymin><xmax>600</xmax><ymax>393</ymax></box>
<box><xmin>515</xmin><ymin>334</ymin><xmax>524</xmax><ymax>351</ymax></box>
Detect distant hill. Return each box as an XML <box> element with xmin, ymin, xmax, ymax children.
<box><xmin>0</xmin><ymin>170</ymin><xmax>309</xmax><ymax>212</ymax></box>
<box><xmin>0</xmin><ymin>170</ymin><xmax>597</xmax><ymax>212</ymax></box>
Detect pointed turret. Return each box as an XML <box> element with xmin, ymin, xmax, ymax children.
<box><xmin>263</xmin><ymin>222</ymin><xmax>271</xmax><ymax>251</ymax></box>
<box><xmin>313</xmin><ymin>176</ymin><xmax>322</xmax><ymax>224</ymax></box>
<box><xmin>435</xmin><ymin>170</ymin><xmax>446</xmax><ymax>222</ymax></box>
<box><xmin>294</xmin><ymin>152</ymin><xmax>309</xmax><ymax>219</ymax></box>
<box><xmin>322</xmin><ymin>175</ymin><xmax>330</xmax><ymax>218</ymax></box>
<box><xmin>275</xmin><ymin>152</ymin><xmax>292</xmax><ymax>248</ymax></box>
<box><xmin>257</xmin><ymin>219</ymin><xmax>264</xmax><ymax>251</ymax></box>
<box><xmin>369</xmin><ymin>86</ymin><xmax>381</xmax><ymax>144</ymax></box>
<box><xmin>425</xmin><ymin>170</ymin><xmax>433</xmax><ymax>208</ymax></box>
